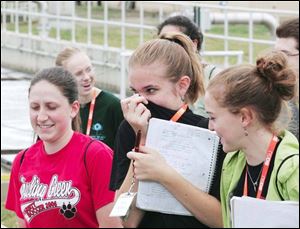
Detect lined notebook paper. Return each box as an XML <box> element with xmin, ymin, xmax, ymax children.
<box><xmin>136</xmin><ymin>118</ymin><xmax>220</xmax><ymax>215</ymax></box>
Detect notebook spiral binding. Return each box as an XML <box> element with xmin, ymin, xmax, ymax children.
<box><xmin>206</xmin><ymin>137</ymin><xmax>221</xmax><ymax>193</ymax></box>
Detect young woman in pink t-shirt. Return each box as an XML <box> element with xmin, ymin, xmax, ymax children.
<box><xmin>5</xmin><ymin>67</ymin><xmax>122</xmax><ymax>228</ymax></box>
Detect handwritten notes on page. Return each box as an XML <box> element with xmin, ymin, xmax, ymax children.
<box><xmin>136</xmin><ymin>118</ymin><xmax>219</xmax><ymax>215</ymax></box>
<box><xmin>230</xmin><ymin>196</ymin><xmax>299</xmax><ymax>228</ymax></box>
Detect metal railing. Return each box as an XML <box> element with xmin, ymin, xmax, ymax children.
<box><xmin>1</xmin><ymin>1</ymin><xmax>299</xmax><ymax>94</ymax></box>
<box><xmin>2</xmin><ymin>2</ymin><xmax>298</xmax><ymax>57</ymax></box>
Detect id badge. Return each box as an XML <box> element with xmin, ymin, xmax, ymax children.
<box><xmin>109</xmin><ymin>192</ymin><xmax>137</xmax><ymax>217</ymax></box>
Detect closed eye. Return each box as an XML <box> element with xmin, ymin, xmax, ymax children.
<box><xmin>47</xmin><ymin>105</ymin><xmax>58</xmax><ymax>110</ymax></box>
<box><xmin>30</xmin><ymin>105</ymin><xmax>39</xmax><ymax>111</ymax></box>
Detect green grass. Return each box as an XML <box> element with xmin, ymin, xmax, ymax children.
<box><xmin>204</xmin><ymin>24</ymin><xmax>272</xmax><ymax>65</ymax></box>
<box><xmin>2</xmin><ymin>4</ymin><xmax>273</xmax><ymax>65</ymax></box>
<box><xmin>75</xmin><ymin>4</ymin><xmax>160</xmax><ymax>25</ymax></box>
<box><xmin>47</xmin><ymin>24</ymin><xmax>156</xmax><ymax>50</ymax></box>
<box><xmin>1</xmin><ymin>202</ymin><xmax>18</xmax><ymax>228</ymax></box>
<box><xmin>209</xmin><ymin>23</ymin><xmax>272</xmax><ymax>39</ymax></box>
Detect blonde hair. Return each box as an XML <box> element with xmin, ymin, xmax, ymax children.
<box><xmin>55</xmin><ymin>47</ymin><xmax>82</xmax><ymax>67</ymax></box>
<box><xmin>128</xmin><ymin>32</ymin><xmax>204</xmax><ymax>104</ymax></box>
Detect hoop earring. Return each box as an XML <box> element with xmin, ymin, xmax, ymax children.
<box><xmin>244</xmin><ymin>127</ymin><xmax>248</xmax><ymax>136</ymax></box>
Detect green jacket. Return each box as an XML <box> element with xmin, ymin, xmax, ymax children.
<box><xmin>220</xmin><ymin>130</ymin><xmax>299</xmax><ymax>228</ymax></box>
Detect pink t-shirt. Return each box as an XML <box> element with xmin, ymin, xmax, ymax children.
<box><xmin>6</xmin><ymin>132</ymin><xmax>115</xmax><ymax>228</ymax></box>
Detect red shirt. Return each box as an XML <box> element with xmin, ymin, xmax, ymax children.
<box><xmin>6</xmin><ymin>132</ymin><xmax>115</xmax><ymax>228</ymax></box>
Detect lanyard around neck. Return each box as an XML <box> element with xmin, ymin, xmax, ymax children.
<box><xmin>170</xmin><ymin>104</ymin><xmax>188</xmax><ymax>122</ymax></box>
<box><xmin>243</xmin><ymin>134</ymin><xmax>279</xmax><ymax>199</ymax></box>
<box><xmin>86</xmin><ymin>89</ymin><xmax>97</xmax><ymax>136</ymax></box>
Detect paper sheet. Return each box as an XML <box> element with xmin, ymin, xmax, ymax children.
<box><xmin>230</xmin><ymin>196</ymin><xmax>299</xmax><ymax>228</ymax></box>
<box><xmin>136</xmin><ymin>118</ymin><xmax>219</xmax><ymax>215</ymax></box>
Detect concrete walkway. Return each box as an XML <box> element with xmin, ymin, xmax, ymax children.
<box><xmin>1</xmin><ymin>67</ymin><xmax>34</xmax><ymax>150</ymax></box>
<box><xmin>1</xmin><ymin>67</ymin><xmax>32</xmax><ymax>81</ymax></box>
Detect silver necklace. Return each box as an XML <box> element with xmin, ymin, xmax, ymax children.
<box><xmin>247</xmin><ymin>165</ymin><xmax>263</xmax><ymax>192</ymax></box>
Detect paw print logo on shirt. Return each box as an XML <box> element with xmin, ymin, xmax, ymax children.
<box><xmin>60</xmin><ymin>202</ymin><xmax>76</xmax><ymax>219</ymax></box>
<box><xmin>92</xmin><ymin>123</ymin><xmax>106</xmax><ymax>141</ymax></box>
<box><xmin>93</xmin><ymin>123</ymin><xmax>103</xmax><ymax>131</ymax></box>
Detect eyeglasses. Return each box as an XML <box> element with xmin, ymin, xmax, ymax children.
<box><xmin>74</xmin><ymin>66</ymin><xmax>95</xmax><ymax>78</ymax></box>
<box><xmin>281</xmin><ymin>50</ymin><xmax>299</xmax><ymax>57</ymax></box>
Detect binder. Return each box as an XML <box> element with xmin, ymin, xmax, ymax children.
<box><xmin>136</xmin><ymin>118</ymin><xmax>220</xmax><ymax>215</ymax></box>
<box><xmin>230</xmin><ymin>196</ymin><xmax>299</xmax><ymax>228</ymax></box>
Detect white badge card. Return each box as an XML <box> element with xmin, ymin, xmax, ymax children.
<box><xmin>109</xmin><ymin>192</ymin><xmax>137</xmax><ymax>217</ymax></box>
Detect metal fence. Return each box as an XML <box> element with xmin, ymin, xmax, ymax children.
<box><xmin>1</xmin><ymin>1</ymin><xmax>299</xmax><ymax>97</ymax></box>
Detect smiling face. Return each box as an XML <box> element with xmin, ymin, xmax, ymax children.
<box><xmin>29</xmin><ymin>80</ymin><xmax>78</xmax><ymax>143</ymax></box>
<box><xmin>64</xmin><ymin>52</ymin><xmax>96</xmax><ymax>98</ymax></box>
<box><xmin>204</xmin><ymin>90</ymin><xmax>245</xmax><ymax>153</ymax></box>
<box><xmin>128</xmin><ymin>63</ymin><xmax>184</xmax><ymax>110</ymax></box>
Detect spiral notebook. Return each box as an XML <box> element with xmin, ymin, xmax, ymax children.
<box><xmin>136</xmin><ymin>118</ymin><xmax>220</xmax><ymax>216</ymax></box>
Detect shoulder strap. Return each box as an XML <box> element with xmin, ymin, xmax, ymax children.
<box><xmin>275</xmin><ymin>153</ymin><xmax>299</xmax><ymax>200</ymax></box>
<box><xmin>20</xmin><ymin>139</ymin><xmax>96</xmax><ymax>174</ymax></box>
<box><xmin>84</xmin><ymin>139</ymin><xmax>96</xmax><ymax>176</ymax></box>
<box><xmin>208</xmin><ymin>66</ymin><xmax>217</xmax><ymax>80</ymax></box>
<box><xmin>20</xmin><ymin>148</ymin><xmax>29</xmax><ymax>166</ymax></box>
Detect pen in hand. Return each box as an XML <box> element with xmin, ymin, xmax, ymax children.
<box><xmin>131</xmin><ymin>130</ymin><xmax>141</xmax><ymax>185</ymax></box>
<box><xmin>134</xmin><ymin>130</ymin><xmax>142</xmax><ymax>152</ymax></box>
